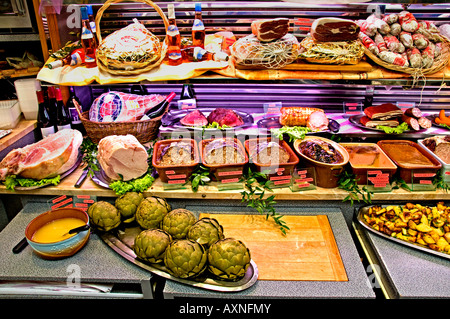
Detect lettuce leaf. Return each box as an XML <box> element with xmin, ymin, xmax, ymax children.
<box><xmin>4</xmin><ymin>175</ymin><xmax>61</xmax><ymax>191</ymax></box>
<box><xmin>109</xmin><ymin>173</ymin><xmax>155</xmax><ymax>195</ymax></box>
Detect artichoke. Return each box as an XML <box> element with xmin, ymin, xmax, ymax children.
<box><xmin>161</xmin><ymin>209</ymin><xmax>197</xmax><ymax>239</ymax></box>
<box><xmin>164</xmin><ymin>239</ymin><xmax>207</xmax><ymax>279</ymax></box>
<box><xmin>87</xmin><ymin>201</ymin><xmax>121</xmax><ymax>232</ymax></box>
<box><xmin>187</xmin><ymin>218</ymin><xmax>224</xmax><ymax>248</ymax></box>
<box><xmin>133</xmin><ymin>229</ymin><xmax>172</xmax><ymax>263</ymax></box>
<box><xmin>208</xmin><ymin>238</ymin><xmax>251</xmax><ymax>281</ymax></box>
<box><xmin>135</xmin><ymin>196</ymin><xmax>171</xmax><ymax>229</ymax></box>
<box><xmin>115</xmin><ymin>192</ymin><xmax>144</xmax><ymax>223</ymax></box>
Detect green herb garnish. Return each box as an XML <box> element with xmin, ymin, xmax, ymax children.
<box><xmin>270</xmin><ymin>126</ymin><xmax>311</xmax><ymax>142</ymax></box>
<box><xmin>337</xmin><ymin>170</ymin><xmax>373</xmax><ymax>206</ymax></box>
<box><xmin>4</xmin><ymin>175</ymin><xmax>61</xmax><ymax>191</ymax></box>
<box><xmin>109</xmin><ymin>173</ymin><xmax>155</xmax><ymax>196</ymax></box>
<box><xmin>433</xmin><ymin>171</ymin><xmax>449</xmax><ymax>193</ymax></box>
<box><xmin>80</xmin><ymin>137</ymin><xmax>99</xmax><ymax>177</ymax></box>
<box><xmin>189</xmin><ymin>165</ymin><xmax>211</xmax><ymax>192</ymax></box>
<box><xmin>376</xmin><ymin>122</ymin><xmax>409</xmax><ymax>134</ymax></box>
<box><xmin>241</xmin><ymin>167</ymin><xmax>289</xmax><ymax>235</ymax></box>
<box><xmin>203</xmin><ymin>122</ymin><xmax>231</xmax><ymax>130</ymax></box>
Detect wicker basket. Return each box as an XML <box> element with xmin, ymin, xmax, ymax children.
<box><xmin>364</xmin><ymin>36</ymin><xmax>450</xmax><ymax>75</ymax></box>
<box><xmin>74</xmin><ymin>99</ymin><xmax>166</xmax><ymax>144</ymax></box>
<box><xmin>95</xmin><ymin>0</ymin><xmax>169</xmax><ymax>76</ymax></box>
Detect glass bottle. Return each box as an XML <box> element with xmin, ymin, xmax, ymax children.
<box><xmin>36</xmin><ymin>83</ymin><xmax>55</xmax><ymax>138</ymax></box>
<box><xmin>80</xmin><ymin>6</ymin><xmax>97</xmax><ymax>68</ymax></box>
<box><xmin>47</xmin><ymin>49</ymin><xmax>85</xmax><ymax>69</ymax></box>
<box><xmin>192</xmin><ymin>2</ymin><xmax>205</xmax><ymax>48</ymax></box>
<box><xmin>66</xmin><ymin>87</ymin><xmax>86</xmax><ymax>135</ymax></box>
<box><xmin>87</xmin><ymin>5</ymin><xmax>96</xmax><ymax>36</ymax></box>
<box><xmin>166</xmin><ymin>4</ymin><xmax>182</xmax><ymax>66</ymax></box>
<box><xmin>46</xmin><ymin>86</ymin><xmax>58</xmax><ymax>131</ymax></box>
<box><xmin>55</xmin><ymin>87</ymin><xmax>72</xmax><ymax>131</ymax></box>
<box><xmin>178</xmin><ymin>84</ymin><xmax>197</xmax><ymax>109</ymax></box>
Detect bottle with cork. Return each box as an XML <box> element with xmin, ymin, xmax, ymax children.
<box><xmin>166</xmin><ymin>4</ymin><xmax>182</xmax><ymax>66</ymax></box>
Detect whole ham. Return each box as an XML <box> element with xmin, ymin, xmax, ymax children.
<box><xmin>251</xmin><ymin>18</ymin><xmax>290</xmax><ymax>42</ymax></box>
<box><xmin>97</xmin><ymin>134</ymin><xmax>149</xmax><ymax>181</ymax></box>
<box><xmin>0</xmin><ymin>129</ymin><xmax>83</xmax><ymax>180</ymax></box>
<box><xmin>310</xmin><ymin>18</ymin><xmax>360</xmax><ymax>42</ymax></box>
<box><xmin>89</xmin><ymin>91</ymin><xmax>165</xmax><ymax>122</ymax></box>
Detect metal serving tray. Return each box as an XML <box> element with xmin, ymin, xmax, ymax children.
<box><xmin>356</xmin><ymin>204</ymin><xmax>450</xmax><ymax>261</ymax></box>
<box><xmin>100</xmin><ymin>225</ymin><xmax>258</xmax><ymax>292</ymax></box>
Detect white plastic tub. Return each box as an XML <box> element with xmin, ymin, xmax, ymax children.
<box><xmin>0</xmin><ymin>100</ymin><xmax>21</xmax><ymax>129</ymax></box>
<box><xmin>418</xmin><ymin>138</ymin><xmax>450</xmax><ymax>183</ymax></box>
<box><xmin>14</xmin><ymin>78</ymin><xmax>38</xmax><ymax>120</ymax></box>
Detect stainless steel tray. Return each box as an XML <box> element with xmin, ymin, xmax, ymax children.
<box><xmin>100</xmin><ymin>225</ymin><xmax>258</xmax><ymax>292</ymax></box>
<box><xmin>356</xmin><ymin>205</ymin><xmax>450</xmax><ymax>260</ymax></box>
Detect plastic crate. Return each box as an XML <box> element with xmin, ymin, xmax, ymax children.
<box><xmin>0</xmin><ymin>100</ymin><xmax>21</xmax><ymax>129</ymax></box>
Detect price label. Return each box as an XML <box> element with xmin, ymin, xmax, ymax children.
<box><xmin>396</xmin><ymin>101</ymin><xmax>415</xmax><ymax>112</ymax></box>
<box><xmin>263</xmin><ymin>102</ymin><xmax>282</xmax><ymax>118</ymax></box>
<box><xmin>366</xmin><ymin>170</ymin><xmax>392</xmax><ymax>192</ymax></box>
<box><xmin>343</xmin><ymin>102</ymin><xmax>362</xmax><ymax>116</ymax></box>
<box><xmin>290</xmin><ymin>167</ymin><xmax>316</xmax><ymax>192</ymax></box>
<box><xmin>178</xmin><ymin>98</ymin><xmax>197</xmax><ymax>110</ymax></box>
<box><xmin>410</xmin><ymin>170</ymin><xmax>436</xmax><ymax>191</ymax></box>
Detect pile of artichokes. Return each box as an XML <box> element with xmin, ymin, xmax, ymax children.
<box><xmin>87</xmin><ymin>192</ymin><xmax>252</xmax><ymax>281</ymax></box>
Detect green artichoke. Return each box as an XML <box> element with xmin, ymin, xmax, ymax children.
<box><xmin>208</xmin><ymin>238</ymin><xmax>251</xmax><ymax>281</ymax></box>
<box><xmin>87</xmin><ymin>201</ymin><xmax>121</xmax><ymax>232</ymax></box>
<box><xmin>187</xmin><ymin>218</ymin><xmax>224</xmax><ymax>248</ymax></box>
<box><xmin>133</xmin><ymin>229</ymin><xmax>172</xmax><ymax>263</ymax></box>
<box><xmin>164</xmin><ymin>239</ymin><xmax>207</xmax><ymax>279</ymax></box>
<box><xmin>115</xmin><ymin>192</ymin><xmax>144</xmax><ymax>223</ymax></box>
<box><xmin>161</xmin><ymin>209</ymin><xmax>197</xmax><ymax>239</ymax></box>
<box><xmin>135</xmin><ymin>196</ymin><xmax>171</xmax><ymax>229</ymax></box>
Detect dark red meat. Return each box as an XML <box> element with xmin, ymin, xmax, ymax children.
<box><xmin>180</xmin><ymin>109</ymin><xmax>208</xmax><ymax>127</ymax></box>
<box><xmin>207</xmin><ymin>108</ymin><xmax>244</xmax><ymax>127</ymax></box>
<box><xmin>310</xmin><ymin>18</ymin><xmax>360</xmax><ymax>42</ymax></box>
<box><xmin>251</xmin><ymin>18</ymin><xmax>290</xmax><ymax>42</ymax></box>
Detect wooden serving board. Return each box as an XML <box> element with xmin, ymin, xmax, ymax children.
<box><xmin>235</xmin><ymin>60</ymin><xmax>374</xmax><ymax>72</ymax></box>
<box><xmin>200</xmin><ymin>213</ymin><xmax>348</xmax><ymax>282</ymax></box>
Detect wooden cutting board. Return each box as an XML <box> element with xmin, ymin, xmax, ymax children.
<box><xmin>200</xmin><ymin>213</ymin><xmax>348</xmax><ymax>281</ymax></box>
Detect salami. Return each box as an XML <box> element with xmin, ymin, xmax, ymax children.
<box><xmin>378</xmin><ymin>50</ymin><xmax>409</xmax><ymax>67</ymax></box>
<box><xmin>358</xmin><ymin>32</ymin><xmax>379</xmax><ymax>55</ymax></box>
<box><xmin>310</xmin><ymin>18</ymin><xmax>360</xmax><ymax>42</ymax></box>
<box><xmin>412</xmin><ymin>33</ymin><xmax>429</xmax><ymax>50</ymax></box>
<box><xmin>374</xmin><ymin>32</ymin><xmax>388</xmax><ymax>52</ymax></box>
<box><xmin>418</xmin><ymin>116</ymin><xmax>432</xmax><ymax>129</ymax></box>
<box><xmin>406</xmin><ymin>47</ymin><xmax>422</xmax><ymax>68</ymax></box>
<box><xmin>390</xmin><ymin>23</ymin><xmax>402</xmax><ymax>36</ymax></box>
<box><xmin>384</xmin><ymin>34</ymin><xmax>405</xmax><ymax>53</ymax></box>
<box><xmin>399</xmin><ymin>11</ymin><xmax>419</xmax><ymax>33</ymax></box>
<box><xmin>399</xmin><ymin>31</ymin><xmax>413</xmax><ymax>49</ymax></box>
<box><xmin>383</xmin><ymin>13</ymin><xmax>399</xmax><ymax>25</ymax></box>
<box><xmin>356</xmin><ymin>20</ymin><xmax>377</xmax><ymax>37</ymax></box>
<box><xmin>402</xmin><ymin>114</ymin><xmax>420</xmax><ymax>131</ymax></box>
<box><xmin>422</xmin><ymin>45</ymin><xmax>435</xmax><ymax>68</ymax></box>
<box><xmin>367</xmin><ymin>14</ymin><xmax>391</xmax><ymax>35</ymax></box>
<box><xmin>404</xmin><ymin>107</ymin><xmax>422</xmax><ymax>118</ymax></box>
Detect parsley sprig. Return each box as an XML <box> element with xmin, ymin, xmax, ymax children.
<box><xmin>241</xmin><ymin>168</ymin><xmax>289</xmax><ymax>235</ymax></box>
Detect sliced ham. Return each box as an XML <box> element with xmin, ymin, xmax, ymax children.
<box><xmin>0</xmin><ymin>129</ymin><xmax>83</xmax><ymax>180</ymax></box>
<box><xmin>310</xmin><ymin>18</ymin><xmax>360</xmax><ymax>42</ymax></box>
<box><xmin>97</xmin><ymin>134</ymin><xmax>148</xmax><ymax>181</ymax></box>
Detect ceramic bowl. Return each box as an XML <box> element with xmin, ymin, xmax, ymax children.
<box><xmin>294</xmin><ymin>136</ymin><xmax>349</xmax><ymax>188</ymax></box>
<box><xmin>25</xmin><ymin>207</ymin><xmax>90</xmax><ymax>259</ymax></box>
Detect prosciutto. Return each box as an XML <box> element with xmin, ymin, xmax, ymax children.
<box><xmin>0</xmin><ymin>129</ymin><xmax>83</xmax><ymax>180</ymax></box>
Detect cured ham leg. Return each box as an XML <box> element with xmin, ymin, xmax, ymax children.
<box><xmin>0</xmin><ymin>129</ymin><xmax>83</xmax><ymax>180</ymax></box>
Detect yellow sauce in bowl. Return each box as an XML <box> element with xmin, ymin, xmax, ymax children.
<box><xmin>31</xmin><ymin>218</ymin><xmax>86</xmax><ymax>243</ymax></box>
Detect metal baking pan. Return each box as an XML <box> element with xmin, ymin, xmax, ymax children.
<box><xmin>356</xmin><ymin>204</ymin><xmax>450</xmax><ymax>260</ymax></box>
<box><xmin>100</xmin><ymin>225</ymin><xmax>258</xmax><ymax>292</ymax></box>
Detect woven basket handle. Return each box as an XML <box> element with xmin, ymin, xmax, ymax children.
<box><xmin>95</xmin><ymin>0</ymin><xmax>169</xmax><ymax>44</ymax></box>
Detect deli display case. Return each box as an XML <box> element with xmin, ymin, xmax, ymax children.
<box><xmin>0</xmin><ymin>0</ymin><xmax>450</xmax><ymax>301</ymax></box>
